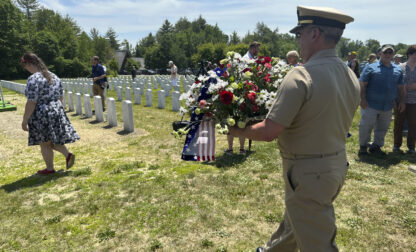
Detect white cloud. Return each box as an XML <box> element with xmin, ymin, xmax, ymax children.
<box><xmin>38</xmin><ymin>0</ymin><xmax>416</xmax><ymax>46</ymax></box>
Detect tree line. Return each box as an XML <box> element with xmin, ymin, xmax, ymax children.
<box><xmin>0</xmin><ymin>0</ymin><xmax>410</xmax><ymax>80</ymax></box>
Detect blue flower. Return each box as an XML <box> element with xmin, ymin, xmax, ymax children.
<box><xmin>214</xmin><ymin>67</ymin><xmax>224</xmax><ymax>77</ymax></box>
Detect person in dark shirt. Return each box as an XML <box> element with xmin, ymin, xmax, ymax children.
<box><xmin>132</xmin><ymin>65</ymin><xmax>137</xmax><ymax>80</ymax></box>
<box><xmin>347</xmin><ymin>51</ymin><xmax>360</xmax><ymax>78</ymax></box>
<box><xmin>91</xmin><ymin>56</ymin><xmax>107</xmax><ymax>111</ymax></box>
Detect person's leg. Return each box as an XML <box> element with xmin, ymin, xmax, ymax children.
<box><xmin>40</xmin><ymin>141</ymin><xmax>54</xmax><ymax>171</ymax></box>
<box><xmin>51</xmin><ymin>143</ymin><xmax>69</xmax><ymax>158</ymax></box>
<box><xmin>406</xmin><ymin>104</ymin><xmax>416</xmax><ymax>150</ymax></box>
<box><xmin>281</xmin><ymin>156</ymin><xmax>347</xmax><ymax>252</ymax></box>
<box><xmin>239</xmin><ymin>137</ymin><xmax>245</xmax><ymax>150</ymax></box>
<box><xmin>393</xmin><ymin>107</ymin><xmax>406</xmax><ymax>148</ymax></box>
<box><xmin>93</xmin><ymin>83</ymin><xmax>99</xmax><ymax>96</ymax></box>
<box><xmin>359</xmin><ymin>107</ymin><xmax>378</xmax><ymax>147</ymax></box>
<box><xmin>97</xmin><ymin>86</ymin><xmax>105</xmax><ymax>110</ymax></box>
<box><xmin>226</xmin><ymin>135</ymin><xmax>233</xmax><ymax>152</ymax></box>
<box><xmin>373</xmin><ymin>109</ymin><xmax>392</xmax><ymax>147</ymax></box>
<box><xmin>264</xmin><ymin>210</ymin><xmax>298</xmax><ymax>252</ymax></box>
<box><xmin>263</xmin><ymin>159</ymin><xmax>299</xmax><ymax>251</ymax></box>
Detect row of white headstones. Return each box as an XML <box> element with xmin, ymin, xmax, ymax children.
<box><xmin>62</xmin><ymin>75</ymin><xmax>196</xmax><ymax>133</ymax></box>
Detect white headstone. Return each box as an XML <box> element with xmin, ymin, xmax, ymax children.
<box><xmin>84</xmin><ymin>83</ymin><xmax>89</xmax><ymax>94</ymax></box>
<box><xmin>157</xmin><ymin>90</ymin><xmax>165</xmax><ymax>109</ymax></box>
<box><xmin>89</xmin><ymin>84</ymin><xmax>93</xmax><ymax>96</ymax></box>
<box><xmin>84</xmin><ymin>94</ymin><xmax>92</xmax><ymax>118</ymax></box>
<box><xmin>172</xmin><ymin>91</ymin><xmax>180</xmax><ymax>112</ymax></box>
<box><xmin>75</xmin><ymin>93</ymin><xmax>82</xmax><ymax>115</ymax></box>
<box><xmin>117</xmin><ymin>86</ymin><xmax>123</xmax><ymax>101</ymax></box>
<box><xmin>67</xmin><ymin>91</ymin><xmax>74</xmax><ymax>112</ymax></box>
<box><xmin>107</xmin><ymin>98</ymin><xmax>117</xmax><ymax>127</ymax></box>
<box><xmin>125</xmin><ymin>87</ymin><xmax>132</xmax><ymax>101</ymax></box>
<box><xmin>134</xmin><ymin>88</ymin><xmax>141</xmax><ymax>105</ymax></box>
<box><xmin>145</xmin><ymin>89</ymin><xmax>152</xmax><ymax>107</ymax></box>
<box><xmin>122</xmin><ymin>100</ymin><xmax>134</xmax><ymax>133</ymax></box>
<box><xmin>93</xmin><ymin>96</ymin><xmax>104</xmax><ymax>122</ymax></box>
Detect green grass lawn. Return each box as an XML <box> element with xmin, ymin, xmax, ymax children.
<box><xmin>0</xmin><ymin>83</ymin><xmax>415</xmax><ymax>251</ymax></box>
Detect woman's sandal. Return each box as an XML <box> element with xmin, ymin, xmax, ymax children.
<box><xmin>66</xmin><ymin>153</ymin><xmax>75</xmax><ymax>169</ymax></box>
<box><xmin>37</xmin><ymin>168</ymin><xmax>56</xmax><ymax>175</ymax></box>
<box><xmin>239</xmin><ymin>149</ymin><xmax>247</xmax><ymax>154</ymax></box>
<box><xmin>225</xmin><ymin>149</ymin><xmax>233</xmax><ymax>155</ymax></box>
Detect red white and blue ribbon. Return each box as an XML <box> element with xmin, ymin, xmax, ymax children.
<box><xmin>181</xmin><ymin>78</ymin><xmax>216</xmax><ymax>161</ymax></box>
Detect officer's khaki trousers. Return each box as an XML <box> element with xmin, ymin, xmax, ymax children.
<box><xmin>264</xmin><ymin>152</ymin><xmax>348</xmax><ymax>252</ymax></box>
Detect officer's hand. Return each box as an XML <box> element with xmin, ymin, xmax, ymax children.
<box><xmin>398</xmin><ymin>102</ymin><xmax>406</xmax><ymax>113</ymax></box>
<box><xmin>360</xmin><ymin>99</ymin><xmax>368</xmax><ymax>109</ymax></box>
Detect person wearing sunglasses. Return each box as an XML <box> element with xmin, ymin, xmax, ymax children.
<box><xmin>358</xmin><ymin>44</ymin><xmax>406</xmax><ymax>155</ymax></box>
<box><xmin>229</xmin><ymin>5</ymin><xmax>360</xmax><ymax>251</ymax></box>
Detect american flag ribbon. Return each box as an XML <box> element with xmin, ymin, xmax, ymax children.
<box><xmin>181</xmin><ymin>77</ymin><xmax>216</xmax><ymax>161</ymax></box>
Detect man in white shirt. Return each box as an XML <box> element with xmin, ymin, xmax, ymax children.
<box><xmin>242</xmin><ymin>41</ymin><xmax>261</xmax><ymax>60</ymax></box>
<box><xmin>169</xmin><ymin>61</ymin><xmax>178</xmax><ymax>87</ymax></box>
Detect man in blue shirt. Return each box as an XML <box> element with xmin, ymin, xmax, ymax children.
<box><xmin>91</xmin><ymin>56</ymin><xmax>107</xmax><ymax>111</ymax></box>
<box><xmin>359</xmin><ymin>44</ymin><xmax>405</xmax><ymax>155</ymax></box>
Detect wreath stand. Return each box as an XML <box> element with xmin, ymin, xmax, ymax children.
<box><xmin>0</xmin><ymin>82</ymin><xmax>17</xmax><ymax>112</ymax></box>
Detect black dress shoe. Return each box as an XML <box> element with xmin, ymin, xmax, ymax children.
<box><xmin>256</xmin><ymin>247</ymin><xmax>264</xmax><ymax>252</ymax></box>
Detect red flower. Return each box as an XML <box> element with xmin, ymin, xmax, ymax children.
<box><xmin>245</xmin><ymin>92</ymin><xmax>256</xmax><ymax>103</ymax></box>
<box><xmin>239</xmin><ymin>102</ymin><xmax>246</xmax><ymax>111</ymax></box>
<box><xmin>227</xmin><ymin>63</ymin><xmax>231</xmax><ymax>68</ymax></box>
<box><xmin>220</xmin><ymin>90</ymin><xmax>233</xmax><ymax>105</ymax></box>
<box><xmin>193</xmin><ymin>80</ymin><xmax>201</xmax><ymax>85</ymax></box>
<box><xmin>222</xmin><ymin>71</ymin><xmax>229</xmax><ymax>78</ymax></box>
<box><xmin>264</xmin><ymin>56</ymin><xmax>271</xmax><ymax>63</ymax></box>
<box><xmin>265</xmin><ymin>63</ymin><xmax>272</xmax><ymax>69</ymax></box>
<box><xmin>252</xmin><ymin>105</ymin><xmax>259</xmax><ymax>112</ymax></box>
<box><xmin>245</xmin><ymin>81</ymin><xmax>258</xmax><ymax>91</ymax></box>
<box><xmin>256</xmin><ymin>56</ymin><xmax>272</xmax><ymax>65</ymax></box>
<box><xmin>242</xmin><ymin>68</ymin><xmax>251</xmax><ymax>73</ymax></box>
<box><xmin>264</xmin><ymin>73</ymin><xmax>271</xmax><ymax>83</ymax></box>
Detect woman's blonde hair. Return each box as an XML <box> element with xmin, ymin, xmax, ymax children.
<box><xmin>21</xmin><ymin>53</ymin><xmax>53</xmax><ymax>84</ymax></box>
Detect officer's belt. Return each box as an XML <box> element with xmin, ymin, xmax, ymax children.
<box><xmin>280</xmin><ymin>149</ymin><xmax>344</xmax><ymax>160</ymax></box>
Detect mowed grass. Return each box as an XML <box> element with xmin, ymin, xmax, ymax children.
<box><xmin>0</xmin><ymin>79</ymin><xmax>416</xmax><ymax>251</ymax></box>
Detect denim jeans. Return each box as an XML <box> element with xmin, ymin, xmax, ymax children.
<box><xmin>359</xmin><ymin>107</ymin><xmax>392</xmax><ymax>147</ymax></box>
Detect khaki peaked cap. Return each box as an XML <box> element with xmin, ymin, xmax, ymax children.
<box><xmin>290</xmin><ymin>6</ymin><xmax>354</xmax><ymax>34</ymax></box>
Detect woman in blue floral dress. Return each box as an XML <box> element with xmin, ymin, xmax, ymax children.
<box><xmin>21</xmin><ymin>53</ymin><xmax>80</xmax><ymax>175</ymax></box>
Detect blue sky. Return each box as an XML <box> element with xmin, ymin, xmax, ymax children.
<box><xmin>38</xmin><ymin>0</ymin><xmax>416</xmax><ymax>47</ymax></box>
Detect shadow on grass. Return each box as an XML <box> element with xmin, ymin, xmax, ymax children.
<box><xmin>80</xmin><ymin>115</ymin><xmax>93</xmax><ymax>120</ymax></box>
<box><xmin>117</xmin><ymin>130</ymin><xmax>133</xmax><ymax>135</ymax></box>
<box><xmin>357</xmin><ymin>151</ymin><xmax>416</xmax><ymax>169</ymax></box>
<box><xmin>89</xmin><ymin>120</ymin><xmax>102</xmax><ymax>124</ymax></box>
<box><xmin>0</xmin><ymin>170</ymin><xmax>71</xmax><ymax>193</ymax></box>
<box><xmin>206</xmin><ymin>151</ymin><xmax>254</xmax><ymax>169</ymax></box>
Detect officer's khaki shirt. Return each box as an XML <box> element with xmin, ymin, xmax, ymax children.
<box><xmin>267</xmin><ymin>49</ymin><xmax>360</xmax><ymax>155</ymax></box>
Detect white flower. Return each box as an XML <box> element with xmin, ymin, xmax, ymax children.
<box><xmin>265</xmin><ymin>100</ymin><xmax>274</xmax><ymax>111</ymax></box>
<box><xmin>179</xmin><ymin>92</ymin><xmax>189</xmax><ymax>101</ymax></box>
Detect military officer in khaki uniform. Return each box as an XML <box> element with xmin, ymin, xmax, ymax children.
<box><xmin>229</xmin><ymin>6</ymin><xmax>360</xmax><ymax>252</ymax></box>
